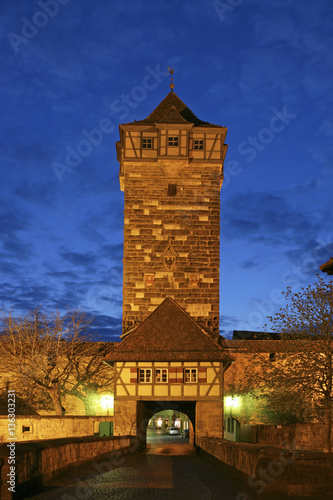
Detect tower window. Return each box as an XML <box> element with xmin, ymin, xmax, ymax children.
<box><xmin>142</xmin><ymin>138</ymin><xmax>152</xmax><ymax>149</ymax></box>
<box><xmin>167</xmin><ymin>184</ymin><xmax>177</xmax><ymax>196</ymax></box>
<box><xmin>168</xmin><ymin>136</ymin><xmax>179</xmax><ymax>146</ymax></box>
<box><xmin>269</xmin><ymin>353</ymin><xmax>276</xmax><ymax>362</ymax></box>
<box><xmin>194</xmin><ymin>139</ymin><xmax>204</xmax><ymax>150</ymax></box>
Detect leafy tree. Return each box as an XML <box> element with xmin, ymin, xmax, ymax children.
<box><xmin>0</xmin><ymin>309</ymin><xmax>114</xmax><ymax>415</ymax></box>
<box><xmin>240</xmin><ymin>275</ymin><xmax>333</xmax><ymax>451</ymax></box>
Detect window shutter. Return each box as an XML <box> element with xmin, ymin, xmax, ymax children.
<box><xmin>177</xmin><ymin>367</ymin><xmax>184</xmax><ymax>383</ymax></box>
<box><xmin>169</xmin><ymin>367</ymin><xmax>183</xmax><ymax>383</ymax></box>
<box><xmin>169</xmin><ymin>367</ymin><xmax>177</xmax><ymax>383</ymax></box>
<box><xmin>130</xmin><ymin>367</ymin><xmax>137</xmax><ymax>383</ymax></box>
<box><xmin>198</xmin><ymin>367</ymin><xmax>207</xmax><ymax>383</ymax></box>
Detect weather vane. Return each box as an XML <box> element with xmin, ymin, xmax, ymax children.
<box><xmin>167</xmin><ymin>66</ymin><xmax>174</xmax><ymax>92</ymax></box>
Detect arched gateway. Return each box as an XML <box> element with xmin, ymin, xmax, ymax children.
<box><xmin>105</xmin><ymin>86</ymin><xmax>233</xmax><ymax>444</ymax></box>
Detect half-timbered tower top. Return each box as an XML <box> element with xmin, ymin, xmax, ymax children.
<box><xmin>116</xmin><ymin>91</ymin><xmax>228</xmax><ymax>192</ymax></box>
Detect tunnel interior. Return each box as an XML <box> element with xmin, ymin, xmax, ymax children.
<box><xmin>137</xmin><ymin>400</ymin><xmax>196</xmax><ymax>446</ymax></box>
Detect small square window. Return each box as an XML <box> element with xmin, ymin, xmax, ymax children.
<box><xmin>194</xmin><ymin>139</ymin><xmax>204</xmax><ymax>150</ymax></box>
<box><xmin>155</xmin><ymin>368</ymin><xmax>168</xmax><ymax>383</ymax></box>
<box><xmin>168</xmin><ymin>136</ymin><xmax>179</xmax><ymax>146</ymax></box>
<box><xmin>22</xmin><ymin>426</ymin><xmax>31</xmax><ymax>433</ymax></box>
<box><xmin>142</xmin><ymin>138</ymin><xmax>152</xmax><ymax>149</ymax></box>
<box><xmin>139</xmin><ymin>368</ymin><xmax>152</xmax><ymax>383</ymax></box>
<box><xmin>269</xmin><ymin>353</ymin><xmax>276</xmax><ymax>362</ymax></box>
<box><xmin>184</xmin><ymin>368</ymin><xmax>197</xmax><ymax>383</ymax></box>
<box><xmin>167</xmin><ymin>184</ymin><xmax>177</xmax><ymax>196</ymax></box>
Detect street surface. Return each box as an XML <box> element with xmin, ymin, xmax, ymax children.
<box><xmin>26</xmin><ymin>430</ymin><xmax>244</xmax><ymax>500</ymax></box>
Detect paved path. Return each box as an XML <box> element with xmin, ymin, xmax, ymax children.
<box><xmin>26</xmin><ymin>445</ymin><xmax>244</xmax><ymax>500</ymax></box>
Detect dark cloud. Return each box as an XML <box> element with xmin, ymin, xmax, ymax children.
<box><xmin>0</xmin><ymin>236</ymin><xmax>34</xmax><ymax>261</ymax></box>
<box><xmin>223</xmin><ymin>191</ymin><xmax>317</xmax><ymax>248</ymax></box>
<box><xmin>14</xmin><ymin>180</ymin><xmax>56</xmax><ymax>205</ymax></box>
<box><xmin>58</xmin><ymin>249</ymin><xmax>98</xmax><ymax>267</ymax></box>
<box><xmin>239</xmin><ymin>259</ymin><xmax>260</xmax><ymax>270</ymax></box>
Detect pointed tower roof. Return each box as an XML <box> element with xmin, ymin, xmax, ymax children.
<box><xmin>105</xmin><ymin>297</ymin><xmax>233</xmax><ymax>362</ymax></box>
<box><xmin>127</xmin><ymin>92</ymin><xmax>223</xmax><ymax>128</ymax></box>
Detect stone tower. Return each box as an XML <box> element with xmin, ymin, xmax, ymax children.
<box><xmin>116</xmin><ymin>90</ymin><xmax>228</xmax><ymax>336</ymax></box>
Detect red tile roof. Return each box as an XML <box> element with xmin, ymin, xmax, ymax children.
<box><xmin>224</xmin><ymin>339</ymin><xmax>321</xmax><ymax>353</ymax></box>
<box><xmin>105</xmin><ymin>297</ymin><xmax>233</xmax><ymax>362</ymax></box>
<box><xmin>126</xmin><ymin>92</ymin><xmax>225</xmax><ymax>128</ymax></box>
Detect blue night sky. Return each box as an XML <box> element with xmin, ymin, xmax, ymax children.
<box><xmin>1</xmin><ymin>0</ymin><xmax>332</xmax><ymax>340</ymax></box>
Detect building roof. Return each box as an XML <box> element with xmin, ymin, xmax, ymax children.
<box><xmin>232</xmin><ymin>330</ymin><xmax>281</xmax><ymax>340</ymax></box>
<box><xmin>105</xmin><ymin>297</ymin><xmax>233</xmax><ymax>362</ymax></box>
<box><xmin>319</xmin><ymin>257</ymin><xmax>333</xmax><ymax>275</ymax></box>
<box><xmin>224</xmin><ymin>339</ymin><xmax>324</xmax><ymax>353</ymax></box>
<box><xmin>126</xmin><ymin>92</ymin><xmax>224</xmax><ymax>128</ymax></box>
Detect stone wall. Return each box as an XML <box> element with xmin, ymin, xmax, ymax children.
<box><xmin>196</xmin><ymin>400</ymin><xmax>223</xmax><ymax>441</ymax></box>
<box><xmin>199</xmin><ymin>437</ymin><xmax>333</xmax><ymax>498</ymax></box>
<box><xmin>0</xmin><ymin>415</ymin><xmax>113</xmax><ymax>442</ymax></box>
<box><xmin>113</xmin><ymin>400</ymin><xmax>138</xmax><ymax>436</ymax></box>
<box><xmin>0</xmin><ymin>435</ymin><xmax>140</xmax><ymax>500</ymax></box>
<box><xmin>122</xmin><ymin>162</ymin><xmax>221</xmax><ymax>335</ymax></box>
<box><xmin>256</xmin><ymin>423</ymin><xmax>333</xmax><ymax>453</ymax></box>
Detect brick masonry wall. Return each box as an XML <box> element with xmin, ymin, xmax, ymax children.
<box><xmin>122</xmin><ymin>161</ymin><xmax>221</xmax><ymax>335</ymax></box>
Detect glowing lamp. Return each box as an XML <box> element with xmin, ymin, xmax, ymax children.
<box><xmin>100</xmin><ymin>395</ymin><xmax>114</xmax><ymax>412</ymax></box>
<box><xmin>225</xmin><ymin>396</ymin><xmax>239</xmax><ymax>408</ymax></box>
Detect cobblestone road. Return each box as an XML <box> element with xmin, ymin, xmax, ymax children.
<box><xmin>26</xmin><ymin>445</ymin><xmax>244</xmax><ymax>500</ymax></box>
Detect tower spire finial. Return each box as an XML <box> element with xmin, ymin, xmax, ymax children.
<box><xmin>167</xmin><ymin>66</ymin><xmax>174</xmax><ymax>92</ymax></box>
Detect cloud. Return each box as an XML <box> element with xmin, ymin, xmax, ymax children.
<box><xmin>58</xmin><ymin>249</ymin><xmax>98</xmax><ymax>267</ymax></box>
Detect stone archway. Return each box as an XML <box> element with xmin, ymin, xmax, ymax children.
<box><xmin>137</xmin><ymin>400</ymin><xmax>196</xmax><ymax>449</ymax></box>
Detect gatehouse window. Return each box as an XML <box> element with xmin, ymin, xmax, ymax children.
<box><xmin>184</xmin><ymin>368</ymin><xmax>197</xmax><ymax>383</ymax></box>
<box><xmin>138</xmin><ymin>368</ymin><xmax>152</xmax><ymax>383</ymax></box>
<box><xmin>168</xmin><ymin>136</ymin><xmax>179</xmax><ymax>146</ymax></box>
<box><xmin>142</xmin><ymin>138</ymin><xmax>153</xmax><ymax>149</ymax></box>
<box><xmin>155</xmin><ymin>368</ymin><xmax>168</xmax><ymax>383</ymax></box>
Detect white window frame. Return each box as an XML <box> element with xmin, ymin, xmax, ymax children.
<box><xmin>138</xmin><ymin>368</ymin><xmax>152</xmax><ymax>383</ymax></box>
<box><xmin>155</xmin><ymin>368</ymin><xmax>168</xmax><ymax>383</ymax></box>
<box><xmin>184</xmin><ymin>368</ymin><xmax>197</xmax><ymax>383</ymax></box>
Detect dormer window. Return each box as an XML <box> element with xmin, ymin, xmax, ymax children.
<box><xmin>168</xmin><ymin>136</ymin><xmax>179</xmax><ymax>146</ymax></box>
<box><xmin>142</xmin><ymin>138</ymin><xmax>153</xmax><ymax>149</ymax></box>
<box><xmin>194</xmin><ymin>139</ymin><xmax>204</xmax><ymax>150</ymax></box>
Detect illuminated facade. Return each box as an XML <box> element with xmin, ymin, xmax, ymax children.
<box><xmin>116</xmin><ymin>90</ymin><xmax>228</xmax><ymax>336</ymax></box>
<box><xmin>107</xmin><ymin>88</ymin><xmax>233</xmax><ymax>443</ymax></box>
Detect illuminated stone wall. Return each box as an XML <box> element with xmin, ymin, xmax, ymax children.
<box><xmin>0</xmin><ymin>415</ymin><xmax>113</xmax><ymax>442</ymax></box>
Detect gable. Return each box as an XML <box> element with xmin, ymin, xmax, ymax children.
<box><xmin>106</xmin><ymin>297</ymin><xmax>232</xmax><ymax>362</ymax></box>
